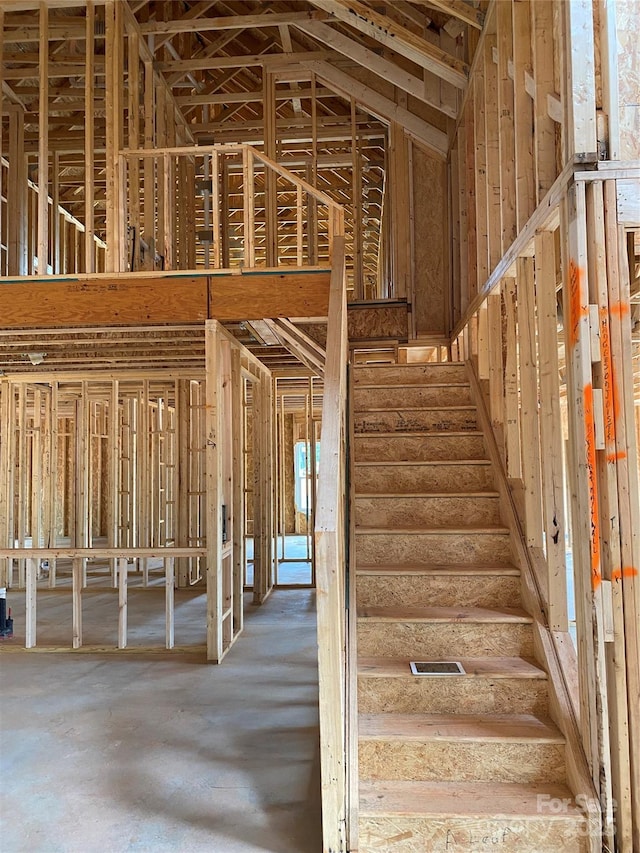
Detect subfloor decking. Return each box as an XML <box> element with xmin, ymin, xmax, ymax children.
<box><xmin>0</xmin><ymin>590</ymin><xmax>322</xmax><ymax>853</ymax></box>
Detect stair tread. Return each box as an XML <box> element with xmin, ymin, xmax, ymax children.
<box><xmin>355</xmin><ymin>525</ymin><xmax>510</xmax><ymax>534</ymax></box>
<box><xmin>359</xmin><ymin>780</ymin><xmax>585</xmax><ymax>818</ymax></box>
<box><xmin>356</xmin><ymin>563</ymin><xmax>519</xmax><ymax>576</ymax></box>
<box><xmin>358</xmin><ymin>656</ymin><xmax>547</xmax><ymax>679</ymax></box>
<box><xmin>359</xmin><ymin>713</ymin><xmax>563</xmax><ymax>743</ymax></box>
<box><xmin>355</xmin><ymin>382</ymin><xmax>470</xmax><ymax>389</ymax></box>
<box><xmin>355</xmin><ymin>459</ymin><xmax>492</xmax><ymax>466</ymax></box>
<box><xmin>355</xmin><ymin>430</ymin><xmax>483</xmax><ymax>437</ymax></box>
<box><xmin>355</xmin><ymin>405</ymin><xmax>476</xmax><ymax>412</ymax></box>
<box><xmin>358</xmin><ymin>605</ymin><xmax>533</xmax><ymax>623</ymax></box>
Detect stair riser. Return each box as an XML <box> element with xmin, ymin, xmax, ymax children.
<box><xmin>358</xmin><ymin>817</ymin><xmax>589</xmax><ymax>853</ymax></box>
<box><xmin>356</xmin><ymin>532</ymin><xmax>513</xmax><ymax>566</ymax></box>
<box><xmin>354</xmin><ymin>464</ymin><xmax>495</xmax><ymax>494</ymax></box>
<box><xmin>354</xmin><ymin>434</ymin><xmax>487</xmax><ymax>462</ymax></box>
<box><xmin>355</xmin><ymin>496</ymin><xmax>502</xmax><ymax>528</ymax></box>
<box><xmin>354</xmin><ymin>364</ymin><xmax>468</xmax><ymax>386</ymax></box>
<box><xmin>354</xmin><ymin>409</ymin><xmax>477</xmax><ymax>434</ymax></box>
<box><xmin>359</xmin><ymin>742</ymin><xmax>566</xmax><ymax>785</ymax></box>
<box><xmin>358</xmin><ymin>677</ymin><xmax>549</xmax><ymax>716</ymax></box>
<box><xmin>354</xmin><ymin>386</ymin><xmax>472</xmax><ymax>410</ymax></box>
<box><xmin>356</xmin><ymin>575</ymin><xmax>521</xmax><ymax>609</ymax></box>
<box><xmin>357</xmin><ymin>622</ymin><xmax>534</xmax><ymax>658</ymax></box>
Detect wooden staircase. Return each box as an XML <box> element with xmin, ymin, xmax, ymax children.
<box><xmin>351</xmin><ymin>362</ymin><xmax>589</xmax><ymax>852</ymax></box>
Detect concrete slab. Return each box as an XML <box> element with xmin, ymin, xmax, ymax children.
<box><xmin>0</xmin><ymin>590</ymin><xmax>322</xmax><ymax>853</ymax></box>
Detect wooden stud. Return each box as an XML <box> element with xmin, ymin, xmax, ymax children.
<box><xmin>165</xmin><ymin>557</ymin><xmax>174</xmax><ymax>649</ymax></box>
<box><xmin>205</xmin><ymin>320</ymin><xmax>223</xmax><ymax>662</ymax></box>
<box><xmin>517</xmin><ymin>256</ymin><xmax>544</xmax><ymax>549</ymax></box>
<box><xmin>117</xmin><ymin>556</ymin><xmax>127</xmax><ymax>648</ymax></box>
<box><xmin>84</xmin><ymin>0</ymin><xmax>95</xmax><ymax>273</ymax></box>
<box><xmin>535</xmin><ymin>230</ymin><xmax>568</xmax><ymax>631</ymax></box>
<box><xmin>503</xmin><ymin>275</ymin><xmax>522</xmax><ymax>479</ymax></box>
<box><xmin>25</xmin><ymin>557</ymin><xmax>37</xmax><ymax>648</ymax></box>
<box><xmin>72</xmin><ymin>556</ymin><xmax>82</xmax><ymax>648</ymax></box>
<box><xmin>37</xmin><ymin>1</ymin><xmax>48</xmax><ymax>274</ymax></box>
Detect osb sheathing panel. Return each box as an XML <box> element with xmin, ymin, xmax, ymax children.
<box><xmin>354</xmin><ymin>496</ymin><xmax>501</xmax><ymax>528</ymax></box>
<box><xmin>353</xmin><ymin>408</ymin><xmax>478</xmax><ymax>434</ymax></box>
<box><xmin>356</xmin><ymin>622</ymin><xmax>534</xmax><ymax>658</ymax></box>
<box><xmin>355</xmin><ymin>531</ymin><xmax>513</xmax><ymax>565</ymax></box>
<box><xmin>358</xmin><ymin>741</ymin><xmax>566</xmax><ymax>784</ymax></box>
<box><xmin>354</xmin><ymin>433</ymin><xmax>487</xmax><ymax>462</ymax></box>
<box><xmin>355</xmin><ymin>574</ymin><xmax>521</xmax><ymax>609</ymax></box>
<box><xmin>353</xmin><ymin>462</ymin><xmax>495</xmax><ymax>494</ymax></box>
<box><xmin>353</xmin><ymin>364</ymin><xmax>467</xmax><ymax>386</ymax></box>
<box><xmin>357</xmin><ymin>676</ymin><xmax>548</xmax><ymax>716</ymax></box>
<box><xmin>413</xmin><ymin>148</ymin><xmax>448</xmax><ymax>336</ymax></box>
<box><xmin>617</xmin><ymin>1</ymin><xmax>640</xmax><ymax>159</ymax></box>
<box><xmin>353</xmin><ymin>384</ymin><xmax>472</xmax><ymax>410</ymax></box>
<box><xmin>348</xmin><ymin>303</ymin><xmax>409</xmax><ymax>341</ymax></box>
<box><xmin>357</xmin><ymin>816</ymin><xmax>588</xmax><ymax>853</ymax></box>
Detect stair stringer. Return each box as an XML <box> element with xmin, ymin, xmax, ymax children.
<box><xmin>466</xmin><ymin>361</ymin><xmax>602</xmax><ymax>853</ymax></box>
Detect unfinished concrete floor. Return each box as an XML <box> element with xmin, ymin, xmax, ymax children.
<box><xmin>0</xmin><ymin>589</ymin><xmax>322</xmax><ymax>853</ymax></box>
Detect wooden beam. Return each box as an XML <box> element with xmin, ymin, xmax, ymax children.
<box><xmin>294</xmin><ymin>20</ymin><xmax>457</xmax><ymax>118</ymax></box>
<box><xmin>408</xmin><ymin>0</ymin><xmax>484</xmax><ymax>30</ymax></box>
<box><xmin>138</xmin><ymin>10</ymin><xmax>328</xmax><ymax>35</ymax></box>
<box><xmin>307</xmin><ymin>61</ymin><xmax>448</xmax><ymax>157</ymax></box>
<box><xmin>0</xmin><ymin>270</ymin><xmax>331</xmax><ymax>328</ymax></box>
<box><xmin>308</xmin><ymin>0</ymin><xmax>468</xmax><ymax>88</ymax></box>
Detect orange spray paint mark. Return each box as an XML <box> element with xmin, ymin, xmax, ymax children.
<box><xmin>606</xmin><ymin>451</ymin><xmax>627</xmax><ymax>463</ymax></box>
<box><xmin>583</xmin><ymin>384</ymin><xmax>602</xmax><ymax>590</ymax></box>
<box><xmin>609</xmin><ymin>302</ymin><xmax>630</xmax><ymax>319</ymax></box>
<box><xmin>612</xmin><ymin>567</ymin><xmax>639</xmax><ymax>582</ymax></box>
<box><xmin>568</xmin><ymin>260</ymin><xmax>588</xmax><ymax>350</ymax></box>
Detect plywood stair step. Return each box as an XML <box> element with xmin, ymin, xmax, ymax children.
<box><xmin>358</xmin><ymin>605</ymin><xmax>532</xmax><ymax>623</ymax></box>
<box><xmin>355</xmin><ymin>564</ymin><xmax>521</xmax><ymax>608</ymax></box>
<box><xmin>358</xmin><ymin>713</ymin><xmax>566</xmax><ymax>784</ymax></box>
<box><xmin>354</xmin><ymin>431</ymin><xmax>488</xmax><ymax>462</ymax></box>
<box><xmin>354</xmin><ymin>385</ymin><xmax>472</xmax><ymax>411</ymax></box>
<box><xmin>356</xmin><ymin>563</ymin><xmax>518</xmax><ymax>575</ymax></box>
<box><xmin>353</xmin><ymin>363</ymin><xmax>468</xmax><ymax>386</ymax></box>
<box><xmin>359</xmin><ymin>780</ymin><xmax>589</xmax><ymax>852</ymax></box>
<box><xmin>357</xmin><ymin>606</ymin><xmax>534</xmax><ymax>658</ymax></box>
<box><xmin>359</xmin><ymin>712</ymin><xmax>563</xmax><ymax>743</ymax></box>
<box><xmin>355</xmin><ymin>526</ymin><xmax>513</xmax><ymax>566</ymax></box>
<box><xmin>353</xmin><ymin>406</ymin><xmax>478</xmax><ymax>433</ymax></box>
<box><xmin>354</xmin><ymin>494</ymin><xmax>502</xmax><ymax>527</ymax></box>
<box><xmin>353</xmin><ymin>459</ymin><xmax>495</xmax><ymax>493</ymax></box>
<box><xmin>357</xmin><ymin>656</ymin><xmax>550</xmax><ymax>715</ymax></box>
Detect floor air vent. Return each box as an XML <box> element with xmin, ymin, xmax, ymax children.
<box><xmin>410</xmin><ymin>661</ymin><xmax>466</xmax><ymax>676</ymax></box>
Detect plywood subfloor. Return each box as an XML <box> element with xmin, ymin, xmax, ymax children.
<box><xmin>0</xmin><ymin>590</ymin><xmax>322</xmax><ymax>853</ymax></box>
